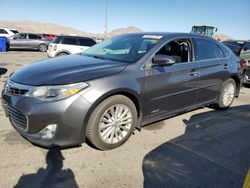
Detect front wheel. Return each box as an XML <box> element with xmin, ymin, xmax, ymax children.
<box><xmin>215</xmin><ymin>78</ymin><xmax>236</xmax><ymax>109</ymax></box>
<box><xmin>86</xmin><ymin>95</ymin><xmax>137</xmax><ymax>150</ymax></box>
<box><xmin>57</xmin><ymin>52</ymin><xmax>69</xmax><ymax>56</ymax></box>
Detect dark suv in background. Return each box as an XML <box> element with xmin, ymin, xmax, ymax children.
<box><xmin>1</xmin><ymin>32</ymin><xmax>244</xmax><ymax>150</ymax></box>
<box><xmin>47</xmin><ymin>35</ymin><xmax>97</xmax><ymax>57</ymax></box>
<box><xmin>223</xmin><ymin>40</ymin><xmax>250</xmax><ymax>84</ymax></box>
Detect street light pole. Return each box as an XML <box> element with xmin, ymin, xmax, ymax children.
<box><xmin>104</xmin><ymin>0</ymin><xmax>108</xmax><ymax>35</ymax></box>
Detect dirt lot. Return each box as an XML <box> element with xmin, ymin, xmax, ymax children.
<box><xmin>0</xmin><ymin>51</ymin><xmax>250</xmax><ymax>188</ymax></box>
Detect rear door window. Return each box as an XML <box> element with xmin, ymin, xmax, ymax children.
<box><xmin>62</xmin><ymin>37</ymin><xmax>78</xmax><ymax>45</ymax></box>
<box><xmin>193</xmin><ymin>38</ymin><xmax>224</xmax><ymax>61</ymax></box>
<box><xmin>29</xmin><ymin>34</ymin><xmax>41</xmax><ymax>39</ymax></box>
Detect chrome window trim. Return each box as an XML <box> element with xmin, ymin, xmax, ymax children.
<box><xmin>4</xmin><ymin>79</ymin><xmax>34</xmax><ymax>95</ymax></box>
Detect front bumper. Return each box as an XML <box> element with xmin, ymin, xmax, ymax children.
<box><xmin>1</xmin><ymin>91</ymin><xmax>91</xmax><ymax>148</ymax></box>
<box><xmin>47</xmin><ymin>49</ymin><xmax>56</xmax><ymax>58</ymax></box>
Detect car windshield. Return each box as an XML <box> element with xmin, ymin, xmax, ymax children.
<box><xmin>81</xmin><ymin>34</ymin><xmax>162</xmax><ymax>63</ymax></box>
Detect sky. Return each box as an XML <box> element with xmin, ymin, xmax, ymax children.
<box><xmin>0</xmin><ymin>0</ymin><xmax>249</xmax><ymax>39</ymax></box>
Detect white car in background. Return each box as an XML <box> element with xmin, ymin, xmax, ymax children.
<box><xmin>47</xmin><ymin>35</ymin><xmax>97</xmax><ymax>57</ymax></box>
<box><xmin>0</xmin><ymin>28</ymin><xmax>18</xmax><ymax>38</ymax></box>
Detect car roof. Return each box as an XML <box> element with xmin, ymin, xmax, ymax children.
<box><xmin>58</xmin><ymin>35</ymin><xmax>95</xmax><ymax>40</ymax></box>
<box><xmin>118</xmin><ymin>32</ymin><xmax>216</xmax><ymax>40</ymax></box>
<box><xmin>223</xmin><ymin>40</ymin><xmax>248</xmax><ymax>43</ymax></box>
<box><xmin>18</xmin><ymin>32</ymin><xmax>42</xmax><ymax>35</ymax></box>
<box><xmin>192</xmin><ymin>25</ymin><xmax>216</xmax><ymax>28</ymax></box>
<box><xmin>0</xmin><ymin>28</ymin><xmax>18</xmax><ymax>30</ymax></box>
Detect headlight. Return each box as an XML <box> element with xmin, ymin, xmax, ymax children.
<box><xmin>25</xmin><ymin>82</ymin><xmax>88</xmax><ymax>101</ymax></box>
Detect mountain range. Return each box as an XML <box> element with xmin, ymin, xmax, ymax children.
<box><xmin>0</xmin><ymin>20</ymin><xmax>232</xmax><ymax>40</ymax></box>
<box><xmin>0</xmin><ymin>20</ymin><xmax>142</xmax><ymax>38</ymax></box>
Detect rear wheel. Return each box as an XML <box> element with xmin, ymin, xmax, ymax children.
<box><xmin>215</xmin><ymin>78</ymin><xmax>236</xmax><ymax>109</ymax></box>
<box><xmin>38</xmin><ymin>44</ymin><xmax>48</xmax><ymax>52</ymax></box>
<box><xmin>86</xmin><ymin>95</ymin><xmax>137</xmax><ymax>150</ymax></box>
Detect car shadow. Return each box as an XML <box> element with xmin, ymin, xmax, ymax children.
<box><xmin>7</xmin><ymin>49</ymin><xmax>42</xmax><ymax>52</ymax></box>
<box><xmin>143</xmin><ymin>105</ymin><xmax>250</xmax><ymax>188</ymax></box>
<box><xmin>14</xmin><ymin>148</ymin><xmax>78</xmax><ymax>188</ymax></box>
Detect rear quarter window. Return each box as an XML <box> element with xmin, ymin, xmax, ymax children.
<box><xmin>10</xmin><ymin>30</ymin><xmax>18</xmax><ymax>34</ymax></box>
<box><xmin>219</xmin><ymin>44</ymin><xmax>231</xmax><ymax>57</ymax></box>
<box><xmin>29</xmin><ymin>34</ymin><xmax>41</xmax><ymax>39</ymax></box>
<box><xmin>78</xmin><ymin>38</ymin><xmax>96</xmax><ymax>47</ymax></box>
<box><xmin>193</xmin><ymin>38</ymin><xmax>224</xmax><ymax>61</ymax></box>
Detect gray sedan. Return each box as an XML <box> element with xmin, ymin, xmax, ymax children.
<box><xmin>8</xmin><ymin>33</ymin><xmax>50</xmax><ymax>52</ymax></box>
<box><xmin>1</xmin><ymin>32</ymin><xmax>244</xmax><ymax>150</ymax></box>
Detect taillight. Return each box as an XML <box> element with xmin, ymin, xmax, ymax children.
<box><xmin>53</xmin><ymin>45</ymin><xmax>57</xmax><ymax>51</ymax></box>
<box><xmin>240</xmin><ymin>59</ymin><xmax>248</xmax><ymax>73</ymax></box>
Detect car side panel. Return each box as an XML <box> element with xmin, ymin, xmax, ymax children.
<box><xmin>196</xmin><ymin>58</ymin><xmax>230</xmax><ymax>103</ymax></box>
<box><xmin>26</xmin><ymin>34</ymin><xmax>41</xmax><ymax>49</ymax></box>
<box><xmin>144</xmin><ymin>62</ymin><xmax>199</xmax><ymax>118</ymax></box>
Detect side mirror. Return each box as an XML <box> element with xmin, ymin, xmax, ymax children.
<box><xmin>0</xmin><ymin>68</ymin><xmax>7</xmax><ymax>76</ymax></box>
<box><xmin>152</xmin><ymin>54</ymin><xmax>175</xmax><ymax>66</ymax></box>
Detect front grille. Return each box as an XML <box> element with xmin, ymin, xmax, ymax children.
<box><xmin>7</xmin><ymin>87</ymin><xmax>29</xmax><ymax>95</ymax></box>
<box><xmin>8</xmin><ymin>105</ymin><xmax>28</xmax><ymax>130</ymax></box>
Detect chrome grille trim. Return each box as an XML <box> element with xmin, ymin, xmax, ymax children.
<box><xmin>7</xmin><ymin>87</ymin><xmax>29</xmax><ymax>95</ymax></box>
<box><xmin>4</xmin><ymin>80</ymin><xmax>33</xmax><ymax>96</ymax></box>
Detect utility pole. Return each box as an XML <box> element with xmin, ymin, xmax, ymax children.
<box><xmin>104</xmin><ymin>0</ymin><xmax>108</xmax><ymax>35</ymax></box>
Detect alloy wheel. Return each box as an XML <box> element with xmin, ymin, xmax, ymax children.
<box><xmin>222</xmin><ymin>82</ymin><xmax>235</xmax><ymax>106</ymax></box>
<box><xmin>98</xmin><ymin>104</ymin><xmax>133</xmax><ymax>144</ymax></box>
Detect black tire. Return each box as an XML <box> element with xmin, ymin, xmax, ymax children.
<box><xmin>86</xmin><ymin>95</ymin><xmax>137</xmax><ymax>150</ymax></box>
<box><xmin>214</xmin><ymin>78</ymin><xmax>236</xmax><ymax>109</ymax></box>
<box><xmin>57</xmin><ymin>52</ymin><xmax>69</xmax><ymax>56</ymax></box>
<box><xmin>38</xmin><ymin>44</ymin><xmax>48</xmax><ymax>52</ymax></box>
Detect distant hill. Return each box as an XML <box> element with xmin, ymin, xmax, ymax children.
<box><xmin>0</xmin><ymin>20</ymin><xmax>233</xmax><ymax>40</ymax></box>
<box><xmin>0</xmin><ymin>20</ymin><xmax>142</xmax><ymax>38</ymax></box>
<box><xmin>107</xmin><ymin>26</ymin><xmax>143</xmax><ymax>37</ymax></box>
<box><xmin>213</xmin><ymin>33</ymin><xmax>233</xmax><ymax>41</ymax></box>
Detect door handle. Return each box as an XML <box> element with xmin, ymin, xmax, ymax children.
<box><xmin>189</xmin><ymin>71</ymin><xmax>199</xmax><ymax>77</ymax></box>
<box><xmin>224</xmin><ymin>64</ymin><xmax>229</xmax><ymax>69</ymax></box>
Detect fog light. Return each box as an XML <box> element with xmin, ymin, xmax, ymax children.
<box><xmin>39</xmin><ymin>124</ymin><xmax>57</xmax><ymax>139</ymax></box>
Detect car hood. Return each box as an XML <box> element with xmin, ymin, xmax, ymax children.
<box><xmin>10</xmin><ymin>54</ymin><xmax>128</xmax><ymax>86</ymax></box>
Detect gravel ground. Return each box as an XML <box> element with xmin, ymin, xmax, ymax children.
<box><xmin>0</xmin><ymin>51</ymin><xmax>249</xmax><ymax>188</ymax></box>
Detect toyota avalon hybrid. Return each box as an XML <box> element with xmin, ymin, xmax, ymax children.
<box><xmin>1</xmin><ymin>32</ymin><xmax>244</xmax><ymax>150</ymax></box>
